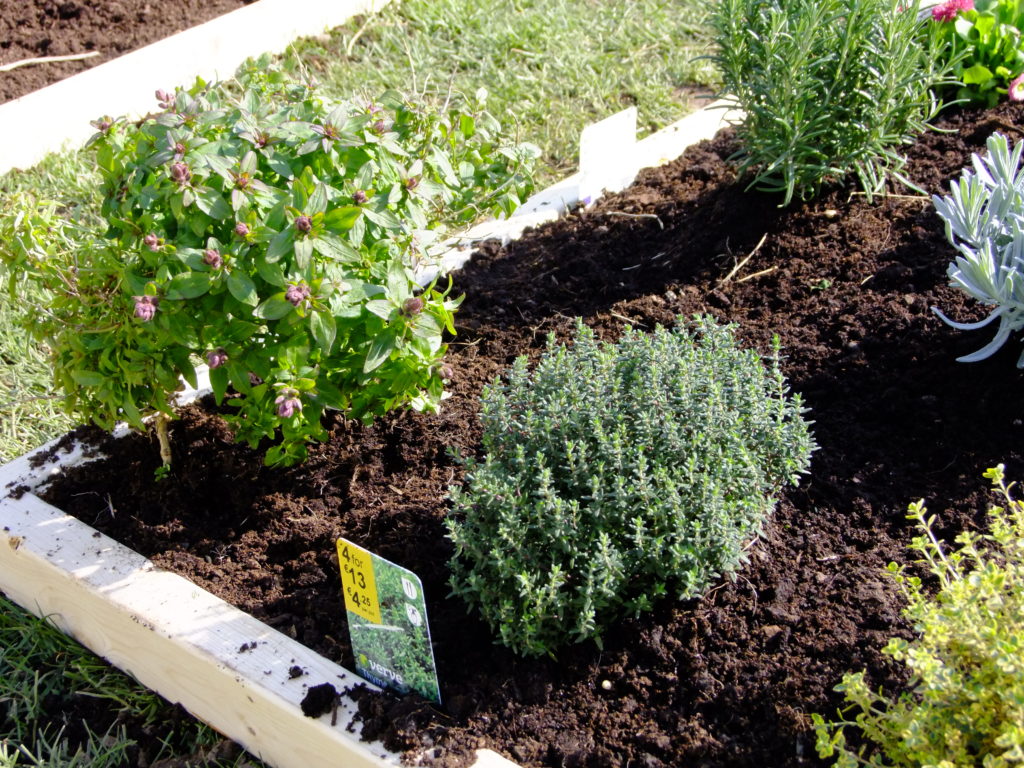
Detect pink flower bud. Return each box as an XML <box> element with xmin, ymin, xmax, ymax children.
<box><xmin>295</xmin><ymin>215</ymin><xmax>313</xmax><ymax>234</ymax></box>
<box><xmin>372</xmin><ymin>120</ymin><xmax>387</xmax><ymax>134</ymax></box>
<box><xmin>174</xmin><ymin>141</ymin><xmax>186</xmax><ymax>155</ymax></box>
<box><xmin>234</xmin><ymin>222</ymin><xmax>250</xmax><ymax>238</ymax></box>
<box><xmin>206</xmin><ymin>349</ymin><xmax>228</xmax><ymax>369</ymax></box>
<box><xmin>169</xmin><ymin>162</ymin><xmax>191</xmax><ymax>185</ymax></box>
<box><xmin>352</xmin><ymin>190</ymin><xmax>368</xmax><ymax>205</ymax></box>
<box><xmin>439</xmin><ymin>363</ymin><xmax>454</xmax><ymax>381</ymax></box>
<box><xmin>405</xmin><ymin>176</ymin><xmax>420</xmax><ymax>191</ymax></box>
<box><xmin>402</xmin><ymin>296</ymin><xmax>424</xmax><ymax>316</ymax></box>
<box><xmin>133</xmin><ymin>295</ymin><xmax>158</xmax><ymax>322</ymax></box>
<box><xmin>203</xmin><ymin>249</ymin><xmax>223</xmax><ymax>269</ymax></box>
<box><xmin>285</xmin><ymin>283</ymin><xmax>312</xmax><ymax>306</ymax></box>
<box><xmin>155</xmin><ymin>89</ymin><xmax>173</xmax><ymax>105</ymax></box>
<box><xmin>143</xmin><ymin>234</ymin><xmax>160</xmax><ymax>251</ymax></box>
<box><xmin>275</xmin><ymin>390</ymin><xmax>302</xmax><ymax>418</ymax></box>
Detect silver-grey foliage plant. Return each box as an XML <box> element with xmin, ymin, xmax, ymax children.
<box><xmin>932</xmin><ymin>132</ymin><xmax>1024</xmax><ymax>365</ymax></box>
<box><xmin>445</xmin><ymin>317</ymin><xmax>816</xmax><ymax>657</ymax></box>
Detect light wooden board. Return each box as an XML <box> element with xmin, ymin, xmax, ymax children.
<box><xmin>0</xmin><ymin>0</ymin><xmax>393</xmax><ymax>175</ymax></box>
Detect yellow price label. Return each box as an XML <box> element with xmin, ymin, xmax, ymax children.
<box><xmin>336</xmin><ymin>539</ymin><xmax>382</xmax><ymax>624</ymax></box>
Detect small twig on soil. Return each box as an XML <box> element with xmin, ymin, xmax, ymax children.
<box><xmin>604</xmin><ymin>211</ymin><xmax>664</xmax><ymax>229</ymax></box>
<box><xmin>849</xmin><ymin>191</ymin><xmax>929</xmax><ymax>201</ymax></box>
<box><xmin>610</xmin><ymin>312</ymin><xmax>648</xmax><ymax>328</ymax></box>
<box><xmin>736</xmin><ymin>265</ymin><xmax>778</xmax><ymax>283</ymax></box>
<box><xmin>719</xmin><ymin>232</ymin><xmax>768</xmax><ymax>285</ymax></box>
<box><xmin>0</xmin><ymin>51</ymin><xmax>100</xmax><ymax>73</ymax></box>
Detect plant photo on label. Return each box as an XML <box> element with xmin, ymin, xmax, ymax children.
<box><xmin>1</xmin><ymin>59</ymin><xmax>539</xmax><ymax>468</ymax></box>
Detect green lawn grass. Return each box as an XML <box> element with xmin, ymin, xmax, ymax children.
<box><xmin>0</xmin><ymin>0</ymin><xmax>715</xmax><ymax>762</ymax></box>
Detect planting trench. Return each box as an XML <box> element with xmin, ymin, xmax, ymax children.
<box><xmin>8</xmin><ymin>100</ymin><xmax>1024</xmax><ymax>767</ymax></box>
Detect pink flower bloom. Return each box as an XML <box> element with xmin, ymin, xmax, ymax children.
<box><xmin>143</xmin><ymin>233</ymin><xmax>160</xmax><ymax>251</ymax></box>
<box><xmin>206</xmin><ymin>349</ymin><xmax>228</xmax><ymax>369</ymax></box>
<box><xmin>203</xmin><ymin>249</ymin><xmax>223</xmax><ymax>269</ymax></box>
<box><xmin>275</xmin><ymin>390</ymin><xmax>302</xmax><ymax>418</ymax></box>
<box><xmin>133</xmin><ymin>295</ymin><xmax>158</xmax><ymax>322</ymax></box>
<box><xmin>1010</xmin><ymin>73</ymin><xmax>1024</xmax><ymax>102</ymax></box>
<box><xmin>285</xmin><ymin>283</ymin><xmax>311</xmax><ymax>306</ymax></box>
<box><xmin>931</xmin><ymin>0</ymin><xmax>972</xmax><ymax>21</ymax></box>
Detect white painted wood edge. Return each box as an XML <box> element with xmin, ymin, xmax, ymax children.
<box><xmin>418</xmin><ymin>98</ymin><xmax>742</xmax><ymax>284</ymax></box>
<box><xmin>0</xmin><ymin>98</ymin><xmax>742</xmax><ymax>768</ymax></box>
<box><xmin>0</xmin><ymin>492</ymin><xmax>398</xmax><ymax>768</ymax></box>
<box><xmin>0</xmin><ymin>0</ymin><xmax>393</xmax><ymax>175</ymax></box>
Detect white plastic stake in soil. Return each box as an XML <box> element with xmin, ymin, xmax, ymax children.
<box><xmin>0</xmin><ymin>0</ymin><xmax>392</xmax><ymax>176</ymax></box>
<box><xmin>0</xmin><ymin>100</ymin><xmax>742</xmax><ymax>768</ymax></box>
<box><xmin>577</xmin><ymin>106</ymin><xmax>639</xmax><ymax>205</ymax></box>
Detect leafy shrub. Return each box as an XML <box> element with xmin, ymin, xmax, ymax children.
<box><xmin>445</xmin><ymin>317</ymin><xmax>815</xmax><ymax>657</ymax></box>
<box><xmin>710</xmin><ymin>0</ymin><xmax>952</xmax><ymax>205</ymax></box>
<box><xmin>813</xmin><ymin>464</ymin><xmax>1024</xmax><ymax>767</ymax></box>
<box><xmin>1</xmin><ymin>61</ymin><xmax>537</xmax><ymax>467</ymax></box>
<box><xmin>931</xmin><ymin>132</ymin><xmax>1024</xmax><ymax>366</ymax></box>
<box><xmin>927</xmin><ymin>0</ymin><xmax>1024</xmax><ymax>107</ymax></box>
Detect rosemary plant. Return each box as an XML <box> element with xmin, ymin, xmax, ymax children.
<box><xmin>711</xmin><ymin>0</ymin><xmax>953</xmax><ymax>205</ymax></box>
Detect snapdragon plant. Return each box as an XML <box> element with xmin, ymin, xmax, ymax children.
<box><xmin>932</xmin><ymin>131</ymin><xmax>1024</xmax><ymax>365</ymax></box>
<box><xmin>3</xmin><ymin>61</ymin><xmax>538</xmax><ymax>467</ymax></box>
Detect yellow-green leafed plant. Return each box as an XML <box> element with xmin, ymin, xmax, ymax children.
<box><xmin>813</xmin><ymin>464</ymin><xmax>1024</xmax><ymax>767</ymax></box>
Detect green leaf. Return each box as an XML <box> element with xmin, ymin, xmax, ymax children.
<box><xmin>294</xmin><ymin>237</ymin><xmax>314</xmax><ymax>270</ymax></box>
<box><xmin>227</xmin><ymin>271</ymin><xmax>259</xmax><ymax>306</ymax></box>
<box><xmin>256</xmin><ymin>254</ymin><xmax>286</xmax><ymax>287</ymax></box>
<box><xmin>309</xmin><ymin>183</ymin><xmax>328</xmax><ymax>214</ymax></box>
<box><xmin>362</xmin><ymin>206</ymin><xmax>403</xmax><ymax>230</ymax></box>
<box><xmin>254</xmin><ymin>293</ymin><xmax>295</xmax><ymax>320</ymax></box>
<box><xmin>195</xmin><ymin>187</ymin><xmax>232</xmax><ymax>219</ymax></box>
<box><xmin>365</xmin><ymin>299</ymin><xmax>394</xmax><ymax>320</ymax></box>
<box><xmin>310</xmin><ymin>310</ymin><xmax>337</xmax><ymax>353</ymax></box>
<box><xmin>71</xmin><ymin>370</ymin><xmax>105</xmax><ymax>387</ymax></box>
<box><xmin>323</xmin><ymin>206</ymin><xmax>362</xmax><ymax>232</ymax></box>
<box><xmin>121</xmin><ymin>396</ymin><xmax>144</xmax><ymax>430</ymax></box>
<box><xmin>962</xmin><ymin>63</ymin><xmax>995</xmax><ymax>85</ymax></box>
<box><xmin>364</xmin><ymin>332</ymin><xmax>396</xmax><ymax>372</ymax></box>
<box><xmin>166</xmin><ymin>271</ymin><xmax>213</xmax><ymax>300</ymax></box>
<box><xmin>314</xmin><ymin>234</ymin><xmax>361</xmax><ymax>263</ymax></box>
<box><xmin>167</xmin><ymin>347</ymin><xmax>198</xmax><ymax>388</ymax></box>
<box><xmin>210</xmin><ymin>365</ymin><xmax>229</xmax><ymax>404</ymax></box>
<box><xmin>266</xmin><ymin>229</ymin><xmax>293</xmax><ymax>263</ymax></box>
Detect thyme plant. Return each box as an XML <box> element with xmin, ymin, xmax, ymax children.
<box><xmin>813</xmin><ymin>465</ymin><xmax>1024</xmax><ymax>767</ymax></box>
<box><xmin>932</xmin><ymin>132</ymin><xmax>1024</xmax><ymax>365</ymax></box>
<box><xmin>1</xmin><ymin>62</ymin><xmax>537</xmax><ymax>467</ymax></box>
<box><xmin>711</xmin><ymin>0</ymin><xmax>952</xmax><ymax>205</ymax></box>
<box><xmin>446</xmin><ymin>317</ymin><xmax>815</xmax><ymax>657</ymax></box>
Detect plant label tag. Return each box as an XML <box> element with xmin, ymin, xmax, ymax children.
<box><xmin>336</xmin><ymin>537</ymin><xmax>441</xmax><ymax>704</ymax></box>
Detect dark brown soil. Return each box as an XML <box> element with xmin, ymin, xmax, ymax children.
<box><xmin>0</xmin><ymin>0</ymin><xmax>255</xmax><ymax>104</ymax></box>
<box><xmin>36</xmin><ymin>102</ymin><xmax>1024</xmax><ymax>767</ymax></box>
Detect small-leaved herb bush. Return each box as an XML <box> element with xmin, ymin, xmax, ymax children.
<box><xmin>813</xmin><ymin>464</ymin><xmax>1024</xmax><ymax>768</ymax></box>
<box><xmin>711</xmin><ymin>0</ymin><xmax>952</xmax><ymax>205</ymax></box>
<box><xmin>927</xmin><ymin>0</ymin><xmax>1024</xmax><ymax>107</ymax></box>
<box><xmin>446</xmin><ymin>317</ymin><xmax>815</xmax><ymax>657</ymax></box>
<box><xmin>1</xmin><ymin>61</ymin><xmax>537</xmax><ymax>467</ymax></box>
<box><xmin>932</xmin><ymin>131</ymin><xmax>1024</xmax><ymax>365</ymax></box>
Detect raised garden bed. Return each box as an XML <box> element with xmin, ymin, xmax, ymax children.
<box><xmin>4</xmin><ymin>92</ymin><xmax>1021</xmax><ymax>767</ymax></box>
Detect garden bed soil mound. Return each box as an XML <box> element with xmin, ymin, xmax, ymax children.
<box><xmin>0</xmin><ymin>0</ymin><xmax>255</xmax><ymax>104</ymax></box>
<box><xmin>37</xmin><ymin>102</ymin><xmax>1024</xmax><ymax>768</ymax></box>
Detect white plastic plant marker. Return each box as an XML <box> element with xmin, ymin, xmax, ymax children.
<box><xmin>0</xmin><ymin>95</ymin><xmax>742</xmax><ymax>768</ymax></box>
<box><xmin>577</xmin><ymin>106</ymin><xmax>639</xmax><ymax>205</ymax></box>
<box><xmin>0</xmin><ymin>0</ymin><xmax>393</xmax><ymax>176</ymax></box>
